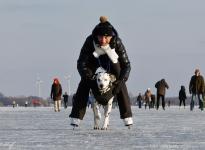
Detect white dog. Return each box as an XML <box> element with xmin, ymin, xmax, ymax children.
<box><xmin>91</xmin><ymin>68</ymin><xmax>116</xmax><ymax>130</ymax></box>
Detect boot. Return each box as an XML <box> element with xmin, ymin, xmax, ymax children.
<box><xmin>70</xmin><ymin>118</ymin><xmax>81</xmax><ymax>127</ymax></box>
<box><xmin>123</xmin><ymin>117</ymin><xmax>133</xmax><ymax>126</ymax></box>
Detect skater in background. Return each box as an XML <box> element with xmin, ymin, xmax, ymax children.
<box><xmin>63</xmin><ymin>92</ymin><xmax>69</xmax><ymax>109</ymax></box>
<box><xmin>178</xmin><ymin>85</ymin><xmax>187</xmax><ymax>109</ymax></box>
<box><xmin>87</xmin><ymin>91</ymin><xmax>94</xmax><ymax>108</ymax></box>
<box><xmin>112</xmin><ymin>96</ymin><xmax>118</xmax><ymax>109</ymax></box>
<box><xmin>69</xmin><ymin>16</ymin><xmax>133</xmax><ymax>127</ymax></box>
<box><xmin>50</xmin><ymin>78</ymin><xmax>62</xmax><ymax>112</ymax></box>
<box><xmin>12</xmin><ymin>100</ymin><xmax>16</xmax><ymax>108</ymax></box>
<box><xmin>25</xmin><ymin>101</ymin><xmax>28</xmax><ymax>107</ymax></box>
<box><xmin>189</xmin><ymin>69</ymin><xmax>204</xmax><ymax>111</ymax></box>
<box><xmin>167</xmin><ymin>100</ymin><xmax>171</xmax><ymax>107</ymax></box>
<box><xmin>155</xmin><ymin>79</ymin><xmax>169</xmax><ymax>110</ymax></box>
<box><xmin>136</xmin><ymin>93</ymin><xmax>143</xmax><ymax>109</ymax></box>
<box><xmin>144</xmin><ymin>88</ymin><xmax>152</xmax><ymax>109</ymax></box>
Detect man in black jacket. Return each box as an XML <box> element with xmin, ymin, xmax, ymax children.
<box><xmin>69</xmin><ymin>16</ymin><xmax>133</xmax><ymax>127</ymax></box>
<box><xmin>189</xmin><ymin>69</ymin><xmax>204</xmax><ymax>111</ymax></box>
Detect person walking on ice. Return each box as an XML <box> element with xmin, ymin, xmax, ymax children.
<box><xmin>189</xmin><ymin>69</ymin><xmax>204</xmax><ymax>111</ymax></box>
<box><xmin>63</xmin><ymin>92</ymin><xmax>69</xmax><ymax>109</ymax></box>
<box><xmin>155</xmin><ymin>79</ymin><xmax>169</xmax><ymax>110</ymax></box>
<box><xmin>178</xmin><ymin>85</ymin><xmax>187</xmax><ymax>109</ymax></box>
<box><xmin>51</xmin><ymin>78</ymin><xmax>62</xmax><ymax>112</ymax></box>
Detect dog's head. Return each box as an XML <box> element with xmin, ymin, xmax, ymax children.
<box><xmin>96</xmin><ymin>72</ymin><xmax>116</xmax><ymax>90</ymax></box>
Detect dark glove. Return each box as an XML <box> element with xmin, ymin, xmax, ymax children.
<box><xmin>112</xmin><ymin>80</ymin><xmax>124</xmax><ymax>95</ymax></box>
<box><xmin>85</xmin><ymin>71</ymin><xmax>96</xmax><ymax>88</ymax></box>
<box><xmin>109</xmin><ymin>36</ymin><xmax>116</xmax><ymax>49</ymax></box>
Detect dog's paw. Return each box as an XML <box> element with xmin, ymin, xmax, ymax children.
<box><xmin>94</xmin><ymin>126</ymin><xmax>100</xmax><ymax>130</ymax></box>
<box><xmin>101</xmin><ymin>127</ymin><xmax>108</xmax><ymax>130</ymax></box>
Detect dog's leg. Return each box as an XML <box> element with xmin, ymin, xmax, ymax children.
<box><xmin>102</xmin><ymin>97</ymin><xmax>114</xmax><ymax>130</ymax></box>
<box><xmin>93</xmin><ymin>101</ymin><xmax>101</xmax><ymax>130</ymax></box>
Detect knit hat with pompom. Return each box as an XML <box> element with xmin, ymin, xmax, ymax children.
<box><xmin>94</xmin><ymin>16</ymin><xmax>114</xmax><ymax>36</ymax></box>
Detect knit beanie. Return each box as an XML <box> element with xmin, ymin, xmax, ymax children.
<box><xmin>93</xmin><ymin>16</ymin><xmax>114</xmax><ymax>36</ymax></box>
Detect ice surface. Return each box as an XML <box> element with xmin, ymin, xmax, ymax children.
<box><xmin>0</xmin><ymin>106</ymin><xmax>205</xmax><ymax>150</ymax></box>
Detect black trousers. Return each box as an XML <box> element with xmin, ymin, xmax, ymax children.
<box><xmin>156</xmin><ymin>94</ymin><xmax>165</xmax><ymax>109</ymax></box>
<box><xmin>69</xmin><ymin>63</ymin><xmax>132</xmax><ymax>120</ymax></box>
<box><xmin>179</xmin><ymin>99</ymin><xmax>186</xmax><ymax>107</ymax></box>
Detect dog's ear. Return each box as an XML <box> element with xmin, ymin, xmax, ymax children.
<box><xmin>110</xmin><ymin>74</ymin><xmax>116</xmax><ymax>83</ymax></box>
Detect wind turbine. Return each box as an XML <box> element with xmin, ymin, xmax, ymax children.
<box><xmin>36</xmin><ymin>74</ymin><xmax>43</xmax><ymax>98</ymax></box>
<box><xmin>64</xmin><ymin>75</ymin><xmax>71</xmax><ymax>95</ymax></box>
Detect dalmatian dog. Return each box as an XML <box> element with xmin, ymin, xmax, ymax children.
<box><xmin>91</xmin><ymin>68</ymin><xmax>116</xmax><ymax>130</ymax></box>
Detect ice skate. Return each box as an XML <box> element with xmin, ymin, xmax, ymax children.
<box><xmin>70</xmin><ymin>118</ymin><xmax>80</xmax><ymax>130</ymax></box>
<box><xmin>123</xmin><ymin>117</ymin><xmax>133</xmax><ymax>129</ymax></box>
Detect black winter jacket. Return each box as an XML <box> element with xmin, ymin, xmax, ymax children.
<box><xmin>77</xmin><ymin>35</ymin><xmax>131</xmax><ymax>81</ymax></box>
<box><xmin>179</xmin><ymin>86</ymin><xmax>187</xmax><ymax>100</ymax></box>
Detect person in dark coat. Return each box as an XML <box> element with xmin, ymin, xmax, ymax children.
<box><xmin>179</xmin><ymin>85</ymin><xmax>187</xmax><ymax>109</ymax></box>
<box><xmin>189</xmin><ymin>69</ymin><xmax>204</xmax><ymax>111</ymax></box>
<box><xmin>63</xmin><ymin>92</ymin><xmax>69</xmax><ymax>109</ymax></box>
<box><xmin>155</xmin><ymin>79</ymin><xmax>169</xmax><ymax>110</ymax></box>
<box><xmin>69</xmin><ymin>16</ymin><xmax>133</xmax><ymax>127</ymax></box>
<box><xmin>136</xmin><ymin>93</ymin><xmax>143</xmax><ymax>109</ymax></box>
<box><xmin>150</xmin><ymin>94</ymin><xmax>156</xmax><ymax>108</ymax></box>
<box><xmin>50</xmin><ymin>78</ymin><xmax>62</xmax><ymax>112</ymax></box>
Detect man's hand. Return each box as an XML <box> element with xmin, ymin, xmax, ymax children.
<box><xmin>100</xmin><ymin>44</ymin><xmax>119</xmax><ymax>63</ymax></box>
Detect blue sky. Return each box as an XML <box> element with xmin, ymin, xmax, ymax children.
<box><xmin>0</xmin><ymin>0</ymin><xmax>205</xmax><ymax>98</ymax></box>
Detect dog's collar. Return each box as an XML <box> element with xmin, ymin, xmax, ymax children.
<box><xmin>99</xmin><ymin>82</ymin><xmax>113</xmax><ymax>95</ymax></box>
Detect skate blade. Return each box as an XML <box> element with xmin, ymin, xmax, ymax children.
<box><xmin>126</xmin><ymin>124</ymin><xmax>132</xmax><ymax>129</ymax></box>
<box><xmin>71</xmin><ymin>124</ymin><xmax>78</xmax><ymax>130</ymax></box>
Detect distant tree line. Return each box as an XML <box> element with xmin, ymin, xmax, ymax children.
<box><xmin>0</xmin><ymin>92</ymin><xmax>49</xmax><ymax>107</ymax></box>
<box><xmin>0</xmin><ymin>91</ymin><xmax>196</xmax><ymax>107</ymax></box>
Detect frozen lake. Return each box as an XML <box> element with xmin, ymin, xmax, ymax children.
<box><xmin>0</xmin><ymin>106</ymin><xmax>205</xmax><ymax>150</ymax></box>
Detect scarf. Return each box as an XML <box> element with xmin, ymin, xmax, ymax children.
<box><xmin>93</xmin><ymin>42</ymin><xmax>119</xmax><ymax>63</ymax></box>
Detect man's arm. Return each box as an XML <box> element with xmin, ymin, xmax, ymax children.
<box><xmin>201</xmin><ymin>76</ymin><xmax>205</xmax><ymax>94</ymax></box>
<box><xmin>189</xmin><ymin>76</ymin><xmax>193</xmax><ymax>94</ymax></box>
<box><xmin>115</xmin><ymin>37</ymin><xmax>131</xmax><ymax>81</ymax></box>
<box><xmin>77</xmin><ymin>35</ymin><xmax>93</xmax><ymax>79</ymax></box>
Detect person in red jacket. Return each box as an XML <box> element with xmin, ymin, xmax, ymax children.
<box><xmin>51</xmin><ymin>78</ymin><xmax>62</xmax><ymax>112</ymax></box>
